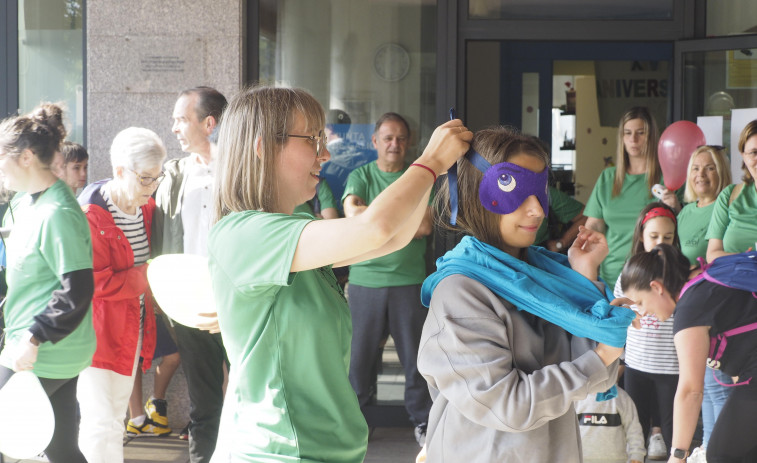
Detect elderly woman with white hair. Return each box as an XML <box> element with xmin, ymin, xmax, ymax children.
<box><xmin>76</xmin><ymin>127</ymin><xmax>167</xmax><ymax>463</ymax></box>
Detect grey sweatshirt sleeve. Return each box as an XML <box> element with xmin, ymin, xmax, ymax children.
<box><xmin>618</xmin><ymin>388</ymin><xmax>646</xmax><ymax>462</ymax></box>
<box><xmin>418</xmin><ymin>275</ymin><xmax>618</xmax><ymax>433</ymax></box>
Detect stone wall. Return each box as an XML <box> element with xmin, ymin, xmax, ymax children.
<box><xmin>86</xmin><ymin>0</ymin><xmax>243</xmax><ymax>181</ymax></box>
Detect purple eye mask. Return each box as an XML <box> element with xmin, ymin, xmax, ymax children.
<box><xmin>479</xmin><ymin>161</ymin><xmax>549</xmax><ymax>216</ymax></box>
<box><xmin>448</xmin><ymin>150</ymin><xmax>549</xmax><ymax>225</ymax></box>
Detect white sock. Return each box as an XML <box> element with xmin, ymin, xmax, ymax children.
<box><xmin>131</xmin><ymin>414</ymin><xmax>146</xmax><ymax>426</ymax></box>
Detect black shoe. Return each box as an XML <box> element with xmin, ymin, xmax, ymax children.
<box><xmin>178</xmin><ymin>423</ymin><xmax>189</xmax><ymax>440</ymax></box>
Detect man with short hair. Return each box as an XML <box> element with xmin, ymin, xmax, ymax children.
<box><xmin>153</xmin><ymin>86</ymin><xmax>228</xmax><ymax>463</ymax></box>
<box><xmin>342</xmin><ymin>112</ymin><xmax>433</xmax><ymax>446</ymax></box>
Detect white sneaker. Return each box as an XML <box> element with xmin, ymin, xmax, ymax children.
<box><xmin>647</xmin><ymin>433</ymin><xmax>667</xmax><ymax>460</ymax></box>
<box><xmin>688</xmin><ymin>446</ymin><xmax>707</xmax><ymax>463</ymax></box>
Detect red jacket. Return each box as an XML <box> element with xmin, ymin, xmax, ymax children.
<box><xmin>79</xmin><ymin>180</ymin><xmax>156</xmax><ymax>375</ymax></box>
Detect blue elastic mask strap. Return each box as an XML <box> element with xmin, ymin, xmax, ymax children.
<box><xmin>448</xmin><ymin>150</ymin><xmax>492</xmax><ymax>225</ymax></box>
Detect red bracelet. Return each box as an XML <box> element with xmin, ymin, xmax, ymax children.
<box><xmin>410</xmin><ymin>163</ymin><xmax>437</xmax><ymax>183</ymax></box>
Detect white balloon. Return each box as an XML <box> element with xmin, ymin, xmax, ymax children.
<box><xmin>0</xmin><ymin>371</ymin><xmax>55</xmax><ymax>459</ymax></box>
<box><xmin>147</xmin><ymin>254</ymin><xmax>216</xmax><ymax>328</ymax></box>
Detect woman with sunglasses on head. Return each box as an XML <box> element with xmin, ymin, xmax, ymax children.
<box><xmin>76</xmin><ymin>127</ymin><xmax>166</xmax><ymax>463</ymax></box>
<box><xmin>416</xmin><ymin>126</ymin><xmax>634</xmax><ymax>462</ymax></box>
<box><xmin>706</xmin><ymin>120</ymin><xmax>757</xmax><ymax>263</ymax></box>
<box><xmin>0</xmin><ymin>103</ymin><xmax>95</xmax><ymax>463</ymax></box>
<box><xmin>208</xmin><ymin>86</ymin><xmax>470</xmax><ymax>463</ymax></box>
<box><xmin>620</xmin><ymin>244</ymin><xmax>757</xmax><ymax>462</ymax></box>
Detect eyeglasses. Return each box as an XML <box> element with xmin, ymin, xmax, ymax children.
<box><xmin>286</xmin><ymin>130</ymin><xmax>327</xmax><ymax>157</ymax></box>
<box><xmin>129</xmin><ymin>169</ymin><xmax>165</xmax><ymax>186</ymax></box>
<box><xmin>744</xmin><ymin>150</ymin><xmax>757</xmax><ymax>157</ymax></box>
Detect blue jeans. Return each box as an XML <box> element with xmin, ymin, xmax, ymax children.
<box><xmin>702</xmin><ymin>367</ymin><xmax>733</xmax><ymax>447</ymax></box>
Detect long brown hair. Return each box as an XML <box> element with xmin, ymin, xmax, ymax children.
<box><xmin>434</xmin><ymin>126</ymin><xmax>549</xmax><ymax>251</ymax></box>
<box><xmin>620</xmin><ymin>243</ymin><xmax>690</xmax><ymax>298</ymax></box>
<box><xmin>213</xmin><ymin>86</ymin><xmax>325</xmax><ymax>222</ymax></box>
<box><xmin>628</xmin><ymin>202</ymin><xmax>680</xmax><ymax>257</ymax></box>
<box><xmin>0</xmin><ymin>102</ymin><xmax>67</xmax><ymax>167</ymax></box>
<box><xmin>612</xmin><ymin>107</ymin><xmax>660</xmax><ymax>197</ymax></box>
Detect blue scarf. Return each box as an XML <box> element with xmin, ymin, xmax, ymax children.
<box><xmin>422</xmin><ymin>236</ymin><xmax>634</xmax><ymax>348</ymax></box>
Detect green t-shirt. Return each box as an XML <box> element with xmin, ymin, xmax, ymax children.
<box><xmin>584</xmin><ymin>167</ymin><xmax>660</xmax><ymax>284</ymax></box>
<box><xmin>0</xmin><ymin>180</ymin><xmax>95</xmax><ymax>379</ymax></box>
<box><xmin>293</xmin><ymin>179</ymin><xmax>338</xmax><ymax>215</ymax></box>
<box><xmin>535</xmin><ymin>186</ymin><xmax>584</xmax><ymax>245</ymax></box>
<box><xmin>677</xmin><ymin>201</ymin><xmax>716</xmax><ymax>266</ymax></box>
<box><xmin>342</xmin><ymin>162</ymin><xmax>427</xmax><ymax>287</ymax></box>
<box><xmin>208</xmin><ymin>211</ymin><xmax>368</xmax><ymax>463</ymax></box>
<box><xmin>706</xmin><ymin>183</ymin><xmax>757</xmax><ymax>254</ymax></box>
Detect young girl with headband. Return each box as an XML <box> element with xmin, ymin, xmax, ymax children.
<box><xmin>417</xmin><ymin>126</ymin><xmax>634</xmax><ymax>462</ymax></box>
<box><xmin>613</xmin><ymin>202</ymin><xmax>680</xmax><ymax>458</ymax></box>
<box><xmin>620</xmin><ymin>244</ymin><xmax>757</xmax><ymax>462</ymax></box>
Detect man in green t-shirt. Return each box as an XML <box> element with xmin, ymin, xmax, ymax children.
<box><xmin>342</xmin><ymin>113</ymin><xmax>432</xmax><ymax>446</ymax></box>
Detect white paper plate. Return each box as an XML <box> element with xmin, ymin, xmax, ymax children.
<box><xmin>0</xmin><ymin>371</ymin><xmax>55</xmax><ymax>459</ymax></box>
<box><xmin>147</xmin><ymin>254</ymin><xmax>216</xmax><ymax>328</ymax></box>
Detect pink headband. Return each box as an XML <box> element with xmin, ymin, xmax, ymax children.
<box><xmin>642</xmin><ymin>207</ymin><xmax>676</xmax><ymax>226</ymax></box>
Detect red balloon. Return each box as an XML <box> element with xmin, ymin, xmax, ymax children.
<box><xmin>657</xmin><ymin>121</ymin><xmax>707</xmax><ymax>191</ymax></box>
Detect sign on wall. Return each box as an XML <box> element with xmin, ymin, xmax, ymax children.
<box><xmin>595</xmin><ymin>60</ymin><xmax>669</xmax><ymax>128</ymax></box>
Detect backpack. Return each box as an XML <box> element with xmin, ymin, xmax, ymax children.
<box><xmin>679</xmin><ymin>251</ymin><xmax>757</xmax><ymax>386</ymax></box>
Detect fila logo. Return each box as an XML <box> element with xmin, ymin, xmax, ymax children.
<box><xmin>577</xmin><ymin>413</ymin><xmax>621</xmax><ymax>427</ymax></box>
<box><xmin>583</xmin><ymin>415</ymin><xmax>607</xmax><ymax>424</ymax></box>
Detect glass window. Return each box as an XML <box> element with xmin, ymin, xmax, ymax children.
<box><xmin>18</xmin><ymin>0</ymin><xmax>84</xmax><ymax>142</ymax></box>
<box><xmin>706</xmin><ymin>0</ymin><xmax>757</xmax><ymax>37</ymax></box>
<box><xmin>468</xmin><ymin>0</ymin><xmax>673</xmax><ymax>20</ymax></box>
<box><xmin>258</xmin><ymin>0</ymin><xmax>437</xmax><ymax>155</ymax></box>
<box><xmin>682</xmin><ymin>47</ymin><xmax>757</xmax><ymax>181</ymax></box>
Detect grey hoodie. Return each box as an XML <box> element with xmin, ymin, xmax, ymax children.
<box><xmin>418</xmin><ymin>275</ymin><xmax>619</xmax><ymax>463</ymax></box>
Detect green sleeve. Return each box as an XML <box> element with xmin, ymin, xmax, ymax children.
<box><xmin>705</xmin><ymin>184</ymin><xmax>735</xmax><ymax>241</ymax></box>
<box><xmin>40</xmin><ymin>207</ymin><xmax>93</xmax><ymax>276</ymax></box>
<box><xmin>583</xmin><ymin>168</ymin><xmax>613</xmax><ymax>220</ymax></box>
<box><xmin>317</xmin><ymin>179</ymin><xmax>337</xmax><ymax>210</ymax></box>
<box><xmin>549</xmin><ymin>186</ymin><xmax>584</xmax><ymax>223</ymax></box>
<box><xmin>342</xmin><ymin>165</ymin><xmax>368</xmax><ymax>202</ymax></box>
<box><xmin>210</xmin><ymin>212</ymin><xmax>311</xmax><ymax>294</ymax></box>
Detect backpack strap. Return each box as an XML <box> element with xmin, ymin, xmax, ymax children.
<box><xmin>729</xmin><ymin>183</ymin><xmax>744</xmax><ymax>205</ymax></box>
<box><xmin>707</xmin><ymin>321</ymin><xmax>757</xmax><ymax>387</ymax></box>
<box><xmin>679</xmin><ymin>257</ymin><xmax>709</xmax><ymax>298</ymax></box>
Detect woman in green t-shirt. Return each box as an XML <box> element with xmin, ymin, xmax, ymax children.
<box><xmin>0</xmin><ymin>104</ymin><xmax>94</xmax><ymax>463</ymax></box>
<box><xmin>208</xmin><ymin>86</ymin><xmax>471</xmax><ymax>463</ymax></box>
<box><xmin>585</xmin><ymin>106</ymin><xmax>680</xmax><ymax>285</ymax></box>
<box><xmin>706</xmin><ymin>119</ymin><xmax>757</xmax><ymax>262</ymax></box>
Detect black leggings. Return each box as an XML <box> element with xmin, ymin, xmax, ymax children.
<box><xmin>707</xmin><ymin>384</ymin><xmax>757</xmax><ymax>462</ymax></box>
<box><xmin>623</xmin><ymin>367</ymin><xmax>678</xmax><ymax>450</ymax></box>
<box><xmin>0</xmin><ymin>366</ymin><xmax>87</xmax><ymax>463</ymax></box>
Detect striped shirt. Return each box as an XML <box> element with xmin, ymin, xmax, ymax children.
<box><xmin>614</xmin><ymin>276</ymin><xmax>679</xmax><ymax>374</ymax></box>
<box><xmin>102</xmin><ymin>184</ymin><xmax>150</xmax><ymax>266</ymax></box>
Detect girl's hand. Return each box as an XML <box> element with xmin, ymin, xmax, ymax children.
<box><xmin>568</xmin><ymin>226</ymin><xmax>609</xmax><ymax>281</ymax></box>
<box><xmin>658</xmin><ymin>186</ymin><xmax>681</xmax><ymax>212</ymax></box>
<box><xmin>594</xmin><ymin>342</ymin><xmax>624</xmax><ymax>366</ymax></box>
<box><xmin>415</xmin><ymin>119</ymin><xmax>472</xmax><ymax>177</ymax></box>
<box><xmin>611</xmin><ymin>297</ymin><xmax>643</xmax><ymax>329</ymax></box>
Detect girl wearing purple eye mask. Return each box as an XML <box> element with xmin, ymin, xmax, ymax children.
<box><xmin>417</xmin><ymin>126</ymin><xmax>635</xmax><ymax>463</ymax></box>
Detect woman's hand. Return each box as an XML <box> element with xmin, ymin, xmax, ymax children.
<box><xmin>414</xmin><ymin>119</ymin><xmax>472</xmax><ymax>177</ymax></box>
<box><xmin>568</xmin><ymin>226</ymin><xmax>609</xmax><ymax>281</ymax></box>
<box><xmin>11</xmin><ymin>332</ymin><xmax>39</xmax><ymax>372</ymax></box>
<box><xmin>196</xmin><ymin>312</ymin><xmax>221</xmax><ymax>334</ymax></box>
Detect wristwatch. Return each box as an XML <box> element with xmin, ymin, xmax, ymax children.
<box><xmin>671</xmin><ymin>448</ymin><xmax>688</xmax><ymax>459</ymax></box>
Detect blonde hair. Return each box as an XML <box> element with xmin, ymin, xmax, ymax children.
<box><xmin>738</xmin><ymin>119</ymin><xmax>757</xmax><ymax>184</ymax></box>
<box><xmin>213</xmin><ymin>86</ymin><xmax>325</xmax><ymax>222</ymax></box>
<box><xmin>434</xmin><ymin>126</ymin><xmax>549</xmax><ymax>251</ymax></box>
<box><xmin>683</xmin><ymin>145</ymin><xmax>731</xmax><ymax>203</ymax></box>
<box><xmin>613</xmin><ymin>107</ymin><xmax>660</xmax><ymax>197</ymax></box>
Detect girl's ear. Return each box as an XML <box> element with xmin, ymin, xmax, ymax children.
<box><xmin>649</xmin><ymin>280</ymin><xmax>665</xmax><ymax>295</ymax></box>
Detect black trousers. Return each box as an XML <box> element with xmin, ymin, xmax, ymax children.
<box><xmin>623</xmin><ymin>366</ymin><xmax>678</xmax><ymax>451</ymax></box>
<box><xmin>707</xmin><ymin>383</ymin><xmax>757</xmax><ymax>462</ymax></box>
<box><xmin>0</xmin><ymin>366</ymin><xmax>87</xmax><ymax>463</ymax></box>
<box><xmin>173</xmin><ymin>324</ymin><xmax>228</xmax><ymax>463</ymax></box>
